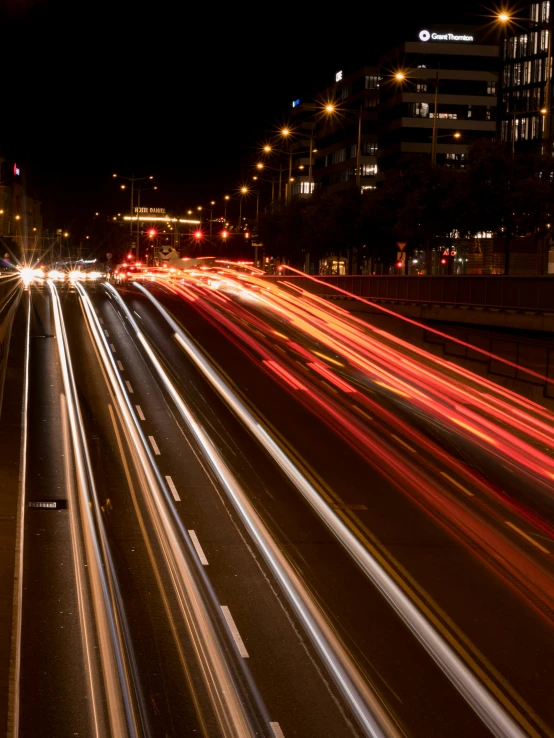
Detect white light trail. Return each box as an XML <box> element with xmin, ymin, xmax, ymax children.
<box><xmin>135</xmin><ymin>282</ymin><xmax>532</xmax><ymax>738</ymax></box>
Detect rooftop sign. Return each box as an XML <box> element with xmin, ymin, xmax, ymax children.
<box><xmin>419</xmin><ymin>29</ymin><xmax>473</xmax><ymax>42</ymax></box>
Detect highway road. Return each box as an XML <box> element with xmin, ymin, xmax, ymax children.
<box><xmin>12</xmin><ymin>268</ymin><xmax>554</xmax><ymax>738</ymax></box>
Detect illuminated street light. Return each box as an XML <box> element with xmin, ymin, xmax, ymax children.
<box><xmin>263</xmin><ymin>145</ymin><xmax>272</xmax><ymax>152</ymax></box>
<box><xmin>281</xmin><ymin>128</ymin><xmax>290</xmax><ymax>137</ymax></box>
<box><xmin>497</xmin><ymin>12</ymin><xmax>510</xmax><ymax>22</ymax></box>
<box><xmin>325</xmin><ymin>104</ymin><xmax>335</xmax><ymax>113</ymax></box>
<box><xmin>453</xmin><ymin>132</ymin><xmax>461</xmax><ymax>138</ymax></box>
<box><xmin>395</xmin><ymin>71</ymin><xmax>406</xmax><ymax>81</ymax></box>
<box><xmin>256</xmin><ymin>163</ymin><xmax>264</xmax><ymax>169</ymax></box>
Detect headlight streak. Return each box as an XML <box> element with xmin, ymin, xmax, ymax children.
<box><xmin>113</xmin><ymin>283</ymin><xmax>402</xmax><ymax>738</ymax></box>
<box><xmin>135</xmin><ymin>282</ymin><xmax>531</xmax><ymax>738</ymax></box>
<box><xmin>77</xmin><ymin>282</ymin><xmax>262</xmax><ymax>738</ymax></box>
<box><xmin>49</xmin><ymin>282</ymin><xmax>139</xmax><ymax>738</ymax></box>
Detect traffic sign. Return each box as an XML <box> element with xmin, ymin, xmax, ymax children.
<box><xmin>396</xmin><ymin>252</ymin><xmax>406</xmax><ymax>261</ymax></box>
<box><xmin>396</xmin><ymin>242</ymin><xmax>407</xmax><ymax>251</ymax></box>
<box><xmin>106</xmin><ymin>252</ymin><xmax>113</xmax><ymax>260</ymax></box>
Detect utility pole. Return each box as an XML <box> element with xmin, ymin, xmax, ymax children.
<box><xmin>356</xmin><ymin>105</ymin><xmax>363</xmax><ymax>190</ymax></box>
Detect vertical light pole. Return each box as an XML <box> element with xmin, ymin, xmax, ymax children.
<box><xmin>113</xmin><ymin>173</ymin><xmax>154</xmax><ymax>254</ymax></box>
<box><xmin>224</xmin><ymin>195</ymin><xmax>230</xmax><ymax>222</ymax></box>
<box><xmin>308</xmin><ymin>135</ymin><xmax>314</xmax><ymax>196</ymax></box>
<box><xmin>356</xmin><ymin>105</ymin><xmax>363</xmax><ymax>189</ymax></box>
<box><xmin>431</xmin><ymin>71</ymin><xmax>440</xmax><ymax>167</ymax></box>
<box><xmin>210</xmin><ymin>201</ymin><xmax>215</xmax><ymax>236</ymax></box>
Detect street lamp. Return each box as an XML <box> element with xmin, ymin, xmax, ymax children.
<box><xmin>224</xmin><ymin>195</ymin><xmax>230</xmax><ymax>222</ymax></box>
<box><xmin>133</xmin><ymin>184</ymin><xmax>158</xmax><ymax>259</ymax></box>
<box><xmin>393</xmin><ymin>71</ymin><xmax>441</xmax><ymax>166</ymax></box>
<box><xmin>113</xmin><ymin>173</ymin><xmax>154</xmax><ymax>251</ymax></box>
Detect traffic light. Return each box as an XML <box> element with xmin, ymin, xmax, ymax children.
<box><xmin>127</xmin><ymin>253</ymin><xmax>133</xmax><ymax>260</ymax></box>
<box><xmin>194</xmin><ymin>230</ymin><xmax>202</xmax><ymax>240</ymax></box>
<box><xmin>440</xmin><ymin>258</ymin><xmax>447</xmax><ymax>265</ymax></box>
<box><xmin>396</xmin><ymin>261</ymin><xmax>403</xmax><ymax>268</ymax></box>
<box><xmin>244</xmin><ymin>232</ymin><xmax>250</xmax><ymax>239</ymax></box>
<box><xmin>148</xmin><ymin>229</ymin><xmax>157</xmax><ymax>238</ymax></box>
<box><xmin>221</xmin><ymin>230</ymin><xmax>228</xmax><ymax>239</ymax></box>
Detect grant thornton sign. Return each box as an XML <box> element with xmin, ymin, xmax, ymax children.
<box><xmin>419</xmin><ymin>29</ymin><xmax>474</xmax><ymax>42</ymax></box>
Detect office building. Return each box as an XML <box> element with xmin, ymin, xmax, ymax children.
<box><xmin>378</xmin><ymin>26</ymin><xmax>499</xmax><ymax>177</ymax></box>
<box><xmin>498</xmin><ymin>1</ymin><xmax>553</xmax><ymax>150</ymax></box>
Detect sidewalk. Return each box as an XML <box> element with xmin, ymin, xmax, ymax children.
<box><xmin>0</xmin><ymin>293</ymin><xmax>27</xmax><ymax>736</ymax></box>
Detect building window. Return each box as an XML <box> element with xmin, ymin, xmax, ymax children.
<box><xmin>365</xmin><ymin>75</ymin><xmax>380</xmax><ymax>89</ymax></box>
<box><xmin>487</xmin><ymin>81</ymin><xmax>497</xmax><ymax>95</ymax></box>
<box><xmin>362</xmin><ymin>142</ymin><xmax>377</xmax><ymax>155</ymax></box>
<box><xmin>294</xmin><ymin>182</ymin><xmax>315</xmax><ymax>195</ymax></box>
<box><xmin>523</xmin><ymin>60</ymin><xmax>532</xmax><ymax>84</ymax></box>
<box><xmin>415</xmin><ymin>83</ymin><xmax>428</xmax><ymax>93</ymax></box>
<box><xmin>531</xmin><ymin>2</ymin><xmax>540</xmax><ymax>22</ymax></box>
<box><xmin>341</xmin><ymin>85</ymin><xmax>351</xmax><ymax>100</ymax></box>
<box><xmin>360</xmin><ymin>164</ymin><xmax>377</xmax><ymax>176</ymax></box>
<box><xmin>519</xmin><ymin>34</ymin><xmax>529</xmax><ymax>56</ymax></box>
<box><xmin>430</xmin><ymin>112</ymin><xmax>458</xmax><ymax>119</ymax></box>
<box><xmin>350</xmin><ymin>144</ymin><xmax>357</xmax><ymax>159</ymax></box>
<box><xmin>513</xmin><ymin>62</ymin><xmax>522</xmax><ymax>85</ymax></box>
<box><xmin>542</xmin><ymin>1</ymin><xmax>550</xmax><ymax>23</ymax></box>
<box><xmin>412</xmin><ymin>102</ymin><xmax>429</xmax><ymax>117</ymax></box>
<box><xmin>332</xmin><ymin>148</ymin><xmax>346</xmax><ymax>164</ymax></box>
<box><xmin>541</xmin><ymin>29</ymin><xmax>549</xmax><ymax>51</ymax></box>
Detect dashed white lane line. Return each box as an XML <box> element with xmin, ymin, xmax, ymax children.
<box><xmin>188</xmin><ymin>530</ymin><xmax>209</xmax><ymax>564</ymax></box>
<box><xmin>148</xmin><ymin>436</ymin><xmax>161</xmax><ymax>455</ymax></box>
<box><xmin>270</xmin><ymin>723</ymin><xmax>286</xmax><ymax>738</ymax></box>
<box><xmin>440</xmin><ymin>471</ymin><xmax>474</xmax><ymax>497</ymax></box>
<box><xmin>505</xmin><ymin>521</ymin><xmax>550</xmax><ymax>554</ymax></box>
<box><xmin>125</xmin><ymin>380</ymin><xmax>134</xmax><ymax>394</ymax></box>
<box><xmin>136</xmin><ymin>405</ymin><xmax>145</xmax><ymax>421</ymax></box>
<box><xmin>220</xmin><ymin>606</ymin><xmax>249</xmax><ymax>657</ymax></box>
<box><xmin>104</xmin><ymin>329</ymin><xmax>110</xmax><ymax>337</ymax></box>
<box><xmin>110</xmin><ymin>343</ymin><xmax>116</xmax><ymax>353</ymax></box>
<box><xmin>99</xmin><ymin>317</ymin><xmax>104</xmax><ymax>324</ymax></box>
<box><xmin>165</xmin><ymin>475</ymin><xmax>181</xmax><ymax>502</ymax></box>
<box><xmin>116</xmin><ymin>360</ymin><xmax>124</xmax><ymax>371</ymax></box>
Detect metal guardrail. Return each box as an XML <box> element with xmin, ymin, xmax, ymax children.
<box><xmin>266</xmin><ymin>275</ymin><xmax>554</xmax><ymax>312</ymax></box>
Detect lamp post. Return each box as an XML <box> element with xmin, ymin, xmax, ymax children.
<box><xmin>224</xmin><ymin>195</ymin><xmax>230</xmax><ymax>222</ymax></box>
<box><xmin>113</xmin><ymin>173</ymin><xmax>154</xmax><ymax>249</ymax></box>
<box><xmin>133</xmin><ymin>185</ymin><xmax>158</xmax><ymax>260</ymax></box>
<box><xmin>209</xmin><ymin>201</ymin><xmax>215</xmax><ymax>236</ymax></box>
<box><xmin>394</xmin><ymin>71</ymin><xmax>442</xmax><ymax>167</ymax></box>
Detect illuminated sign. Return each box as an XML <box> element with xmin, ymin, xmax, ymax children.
<box><xmin>13</xmin><ymin>163</ymin><xmax>20</xmax><ymax>176</ymax></box>
<box><xmin>292</xmin><ymin>99</ymin><xmax>300</xmax><ymax>108</ymax></box>
<box><xmin>335</xmin><ymin>70</ymin><xmax>343</xmax><ymax>82</ymax></box>
<box><xmin>134</xmin><ymin>207</ymin><xmax>166</xmax><ymax>214</ymax></box>
<box><xmin>419</xmin><ymin>29</ymin><xmax>473</xmax><ymax>42</ymax></box>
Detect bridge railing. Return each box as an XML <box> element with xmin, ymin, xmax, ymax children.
<box><xmin>265</xmin><ymin>275</ymin><xmax>554</xmax><ymax>312</ymax></box>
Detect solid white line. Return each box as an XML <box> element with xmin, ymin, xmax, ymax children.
<box><xmin>9</xmin><ymin>291</ymin><xmax>31</xmax><ymax>738</ymax></box>
<box><xmin>148</xmin><ymin>436</ymin><xmax>160</xmax><ymax>455</ymax></box>
<box><xmin>165</xmin><ymin>475</ymin><xmax>181</xmax><ymax>502</ymax></box>
<box><xmin>116</xmin><ymin>360</ymin><xmax>124</xmax><ymax>371</ymax></box>
<box><xmin>135</xmin><ymin>405</ymin><xmax>145</xmax><ymax>421</ymax></box>
<box><xmin>220</xmin><ymin>606</ymin><xmax>249</xmax><ymax>657</ymax></box>
<box><xmin>125</xmin><ymin>380</ymin><xmax>134</xmax><ymax>394</ymax></box>
<box><xmin>110</xmin><ymin>343</ymin><xmax>116</xmax><ymax>352</ymax></box>
<box><xmin>188</xmin><ymin>530</ymin><xmax>208</xmax><ymax>564</ymax></box>
<box><xmin>270</xmin><ymin>723</ymin><xmax>286</xmax><ymax>738</ymax></box>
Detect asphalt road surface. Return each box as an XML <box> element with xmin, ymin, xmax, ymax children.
<box><xmin>14</xmin><ymin>271</ymin><xmax>554</xmax><ymax>738</ymax></box>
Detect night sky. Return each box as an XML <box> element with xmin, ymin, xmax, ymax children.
<box><xmin>1</xmin><ymin>0</ymin><xmax>499</xmax><ymax>235</ymax></box>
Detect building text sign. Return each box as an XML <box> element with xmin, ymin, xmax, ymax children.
<box><xmin>135</xmin><ymin>207</ymin><xmax>166</xmax><ymax>214</ymax></box>
<box><xmin>419</xmin><ymin>30</ymin><xmax>473</xmax><ymax>43</ymax></box>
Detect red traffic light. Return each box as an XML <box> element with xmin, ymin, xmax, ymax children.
<box><xmin>127</xmin><ymin>253</ymin><xmax>133</xmax><ymax>260</ymax></box>
<box><xmin>440</xmin><ymin>258</ymin><xmax>447</xmax><ymax>265</ymax></box>
<box><xmin>221</xmin><ymin>230</ymin><xmax>228</xmax><ymax>239</ymax></box>
<box><xmin>396</xmin><ymin>261</ymin><xmax>403</xmax><ymax>268</ymax></box>
<box><xmin>148</xmin><ymin>229</ymin><xmax>157</xmax><ymax>237</ymax></box>
<box><xmin>194</xmin><ymin>230</ymin><xmax>202</xmax><ymax>239</ymax></box>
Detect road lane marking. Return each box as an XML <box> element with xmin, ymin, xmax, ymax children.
<box><xmin>110</xmin><ymin>343</ymin><xmax>116</xmax><ymax>352</ymax></box>
<box><xmin>99</xmin><ymin>317</ymin><xmax>104</xmax><ymax>324</ymax></box>
<box><xmin>125</xmin><ymin>380</ymin><xmax>134</xmax><ymax>394</ymax></box>
<box><xmin>116</xmin><ymin>360</ymin><xmax>124</xmax><ymax>371</ymax></box>
<box><xmin>104</xmin><ymin>329</ymin><xmax>110</xmax><ymax>337</ymax></box>
<box><xmin>135</xmin><ymin>405</ymin><xmax>145</xmax><ymax>421</ymax></box>
<box><xmin>440</xmin><ymin>472</ymin><xmax>474</xmax><ymax>497</ymax></box>
<box><xmin>188</xmin><ymin>530</ymin><xmax>209</xmax><ymax>564</ymax></box>
<box><xmin>352</xmin><ymin>405</ymin><xmax>373</xmax><ymax>422</ymax></box>
<box><xmin>505</xmin><ymin>521</ymin><xmax>550</xmax><ymax>554</ymax></box>
<box><xmin>391</xmin><ymin>434</ymin><xmax>416</xmax><ymax>453</ymax></box>
<box><xmin>220</xmin><ymin>606</ymin><xmax>249</xmax><ymax>657</ymax></box>
<box><xmin>270</xmin><ymin>723</ymin><xmax>286</xmax><ymax>738</ymax></box>
<box><xmin>148</xmin><ymin>436</ymin><xmax>160</xmax><ymax>455</ymax></box>
<box><xmin>165</xmin><ymin>475</ymin><xmax>181</xmax><ymax>502</ymax></box>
